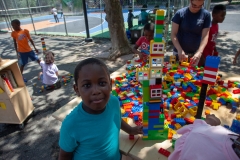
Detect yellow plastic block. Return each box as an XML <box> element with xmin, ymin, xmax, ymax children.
<box><xmin>143</xmin><ymin>136</ymin><xmax>148</xmax><ymax>139</ymax></box>
<box><xmin>211</xmin><ymin>102</ymin><xmax>221</xmax><ymax>110</ymax></box>
<box><xmin>174</xmin><ymin>123</ymin><xmax>182</xmax><ymax>130</ymax></box>
<box><xmin>122</xmin><ymin>117</ymin><xmax>128</xmax><ymax>123</ymax></box>
<box><xmin>156</xmin><ymin>10</ymin><xmax>165</xmax><ymax>16</ymax></box>
<box><xmin>189</xmin><ymin>116</ymin><xmax>196</xmax><ymax>121</ymax></box>
<box><xmin>189</xmin><ymin>107</ymin><xmax>197</xmax><ymax>116</ymax></box>
<box><xmin>0</xmin><ymin>102</ymin><xmax>6</xmax><ymax>109</ymax></box>
<box><xmin>236</xmin><ymin>114</ymin><xmax>240</xmax><ymax>121</ymax></box>
<box><xmin>205</xmin><ymin>110</ymin><xmax>210</xmax><ymax>115</ymax></box>
<box><xmin>0</xmin><ymin>87</ymin><xmax>4</xmax><ymax>94</ymax></box>
<box><xmin>174</xmin><ymin>101</ymin><xmax>182</xmax><ymax>110</ymax></box>
<box><xmin>162</xmin><ymin>81</ymin><xmax>168</xmax><ymax>89</ymax></box>
<box><xmin>184</xmin><ymin>73</ymin><xmax>192</xmax><ymax>79</ymax></box>
<box><xmin>121</xmin><ymin>108</ymin><xmax>125</xmax><ymax>115</ymax></box>
<box><xmin>176</xmin><ymin>114</ymin><xmax>182</xmax><ymax>118</ymax></box>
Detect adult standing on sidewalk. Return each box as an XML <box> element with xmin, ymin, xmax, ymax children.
<box><xmin>51</xmin><ymin>7</ymin><xmax>59</xmax><ymax>23</ymax></box>
<box><xmin>171</xmin><ymin>0</ymin><xmax>211</xmax><ymax>66</ymax></box>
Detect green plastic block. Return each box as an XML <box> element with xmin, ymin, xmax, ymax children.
<box><xmin>154</xmin><ymin>37</ymin><xmax>162</xmax><ymax>42</ymax></box>
<box><xmin>155</xmin><ymin>25</ymin><xmax>164</xmax><ymax>29</ymax></box>
<box><xmin>186</xmin><ymin>92</ymin><xmax>195</xmax><ymax>98</ymax></box>
<box><xmin>143</xmin><ymin>87</ymin><xmax>150</xmax><ymax>102</ymax></box>
<box><xmin>111</xmin><ymin>90</ymin><xmax>118</xmax><ymax>96</ymax></box>
<box><xmin>142</xmin><ymin>80</ymin><xmax>149</xmax><ymax>87</ymax></box>
<box><xmin>155</xmin><ymin>15</ymin><xmax>165</xmax><ymax>20</ymax></box>
<box><xmin>122</xmin><ymin>100</ymin><xmax>131</xmax><ymax>104</ymax></box>
<box><xmin>143</xmin><ymin>129</ymin><xmax>168</xmax><ymax>140</ymax></box>
<box><xmin>143</xmin><ymin>111</ymin><xmax>149</xmax><ymax>120</ymax></box>
<box><xmin>209</xmin><ymin>94</ymin><xmax>217</xmax><ymax>100</ymax></box>
<box><xmin>163</xmin><ymin>89</ymin><xmax>170</xmax><ymax>94</ymax></box>
<box><xmin>159</xmin><ymin>114</ymin><xmax>165</xmax><ymax>122</ymax></box>
<box><xmin>164</xmin><ymin>124</ymin><xmax>169</xmax><ymax>129</ymax></box>
<box><xmin>155</xmin><ymin>29</ymin><xmax>163</xmax><ymax>34</ymax></box>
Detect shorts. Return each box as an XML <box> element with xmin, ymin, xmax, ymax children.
<box><xmin>19</xmin><ymin>50</ymin><xmax>39</xmax><ymax>66</ymax></box>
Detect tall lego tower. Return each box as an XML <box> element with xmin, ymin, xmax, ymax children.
<box><xmin>136</xmin><ymin>10</ymin><xmax>168</xmax><ymax>140</ymax></box>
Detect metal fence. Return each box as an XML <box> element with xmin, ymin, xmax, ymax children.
<box><xmin>0</xmin><ymin>0</ymin><xmax>210</xmax><ymax>38</ymax></box>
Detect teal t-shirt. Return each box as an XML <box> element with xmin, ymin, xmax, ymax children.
<box><xmin>59</xmin><ymin>95</ymin><xmax>122</xmax><ymax>160</ymax></box>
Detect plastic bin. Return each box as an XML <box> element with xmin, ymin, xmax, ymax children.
<box><xmin>130</xmin><ymin>25</ymin><xmax>144</xmax><ymax>44</ymax></box>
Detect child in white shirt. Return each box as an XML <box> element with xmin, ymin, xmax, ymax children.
<box><xmin>39</xmin><ymin>51</ymin><xmax>61</xmax><ymax>90</ymax></box>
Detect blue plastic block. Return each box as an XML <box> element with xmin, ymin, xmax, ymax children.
<box><xmin>147</xmin><ymin>103</ymin><xmax>161</xmax><ymax>110</ymax></box>
<box><xmin>205</xmin><ymin>56</ymin><xmax>221</xmax><ymax>68</ymax></box>
<box><xmin>122</xmin><ymin>112</ymin><xmax>129</xmax><ymax>117</ymax></box>
<box><xmin>168</xmin><ymin>124</ymin><xmax>175</xmax><ymax>129</ymax></box>
<box><xmin>134</xmin><ymin>115</ymin><xmax>139</xmax><ymax>121</ymax></box>
<box><xmin>218</xmin><ymin>98</ymin><xmax>226</xmax><ymax>105</ymax></box>
<box><xmin>154</xmin><ymin>33</ymin><xmax>163</xmax><ymax>38</ymax></box>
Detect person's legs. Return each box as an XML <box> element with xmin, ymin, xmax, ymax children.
<box><xmin>28</xmin><ymin>50</ymin><xmax>40</xmax><ymax>65</ymax></box>
<box><xmin>19</xmin><ymin>52</ymin><xmax>29</xmax><ymax>74</ymax></box>
<box><xmin>54</xmin><ymin>15</ymin><xmax>57</xmax><ymax>23</ymax></box>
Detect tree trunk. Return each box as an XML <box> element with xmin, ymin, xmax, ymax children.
<box><xmin>104</xmin><ymin>0</ymin><xmax>133</xmax><ymax>60</ymax></box>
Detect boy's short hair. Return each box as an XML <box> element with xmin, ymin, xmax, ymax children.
<box><xmin>74</xmin><ymin>58</ymin><xmax>110</xmax><ymax>85</ymax></box>
<box><xmin>144</xmin><ymin>23</ymin><xmax>155</xmax><ymax>32</ymax></box>
<box><xmin>212</xmin><ymin>4</ymin><xmax>226</xmax><ymax>15</ymax></box>
<box><xmin>11</xmin><ymin>19</ymin><xmax>20</xmax><ymax>25</ymax></box>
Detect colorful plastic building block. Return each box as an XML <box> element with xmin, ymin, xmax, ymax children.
<box><xmin>158</xmin><ymin>148</ymin><xmax>171</xmax><ymax>157</ymax></box>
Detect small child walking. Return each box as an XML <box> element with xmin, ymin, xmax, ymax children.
<box><xmin>198</xmin><ymin>5</ymin><xmax>226</xmax><ymax>67</ymax></box>
<box><xmin>11</xmin><ymin>19</ymin><xmax>40</xmax><ymax>78</ymax></box>
<box><xmin>58</xmin><ymin>58</ymin><xmax>142</xmax><ymax>159</ymax></box>
<box><xmin>133</xmin><ymin>23</ymin><xmax>154</xmax><ymax>62</ymax></box>
<box><xmin>39</xmin><ymin>51</ymin><xmax>61</xmax><ymax>90</ymax></box>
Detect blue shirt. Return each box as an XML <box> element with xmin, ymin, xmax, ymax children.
<box><xmin>59</xmin><ymin>95</ymin><xmax>122</xmax><ymax>160</ymax></box>
<box><xmin>172</xmin><ymin>7</ymin><xmax>211</xmax><ymax>53</ymax></box>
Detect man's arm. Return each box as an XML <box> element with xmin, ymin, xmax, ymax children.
<box><xmin>58</xmin><ymin>149</ymin><xmax>73</xmax><ymax>160</ymax></box>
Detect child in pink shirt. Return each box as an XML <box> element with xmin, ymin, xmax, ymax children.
<box><xmin>169</xmin><ymin>114</ymin><xmax>239</xmax><ymax>160</ymax></box>
<box><xmin>133</xmin><ymin>23</ymin><xmax>154</xmax><ymax>63</ymax></box>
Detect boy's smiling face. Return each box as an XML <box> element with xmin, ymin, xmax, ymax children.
<box><xmin>74</xmin><ymin>63</ymin><xmax>111</xmax><ymax>113</ymax></box>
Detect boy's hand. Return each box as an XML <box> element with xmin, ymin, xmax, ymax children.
<box><xmin>35</xmin><ymin>49</ymin><xmax>39</xmax><ymax>54</ymax></box>
<box><xmin>130</xmin><ymin>126</ymin><xmax>143</xmax><ymax>135</ymax></box>
<box><xmin>17</xmin><ymin>54</ymin><xmax>20</xmax><ymax>59</ymax></box>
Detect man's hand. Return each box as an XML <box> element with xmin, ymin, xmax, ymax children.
<box><xmin>178</xmin><ymin>50</ymin><xmax>186</xmax><ymax>62</ymax></box>
<box><xmin>190</xmin><ymin>51</ymin><xmax>202</xmax><ymax>66</ymax></box>
<box><xmin>35</xmin><ymin>49</ymin><xmax>39</xmax><ymax>54</ymax></box>
<box><xmin>17</xmin><ymin>54</ymin><xmax>20</xmax><ymax>59</ymax></box>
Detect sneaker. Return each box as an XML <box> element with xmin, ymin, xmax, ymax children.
<box><xmin>135</xmin><ymin>59</ymin><xmax>143</xmax><ymax>63</ymax></box>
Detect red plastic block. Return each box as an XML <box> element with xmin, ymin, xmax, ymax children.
<box><xmin>129</xmin><ymin>135</ymin><xmax>134</xmax><ymax>140</ymax></box>
<box><xmin>158</xmin><ymin>148</ymin><xmax>171</xmax><ymax>157</ymax></box>
<box><xmin>233</xmin><ymin>89</ymin><xmax>240</xmax><ymax>94</ymax></box>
